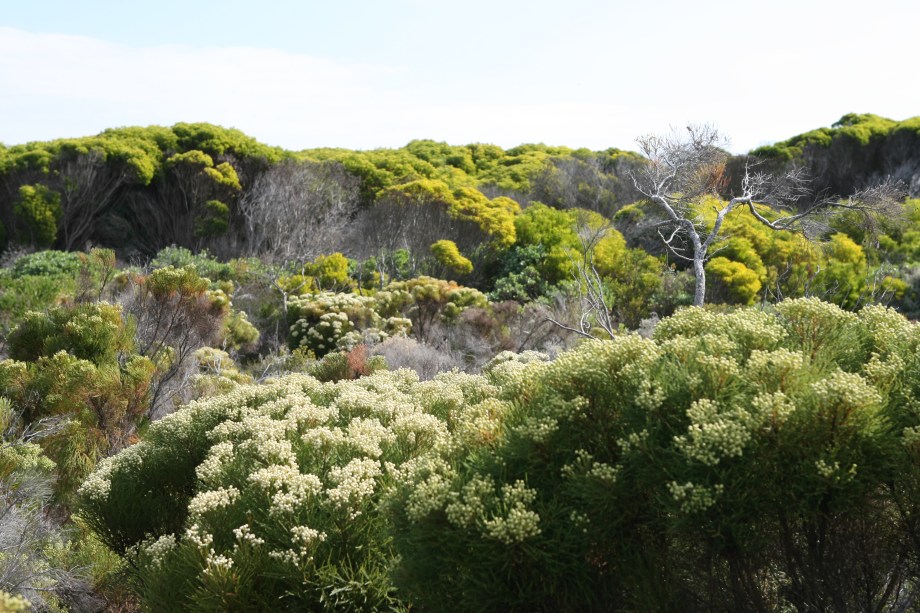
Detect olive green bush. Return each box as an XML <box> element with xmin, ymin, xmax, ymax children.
<box><xmin>0</xmin><ymin>302</ymin><xmax>156</xmax><ymax>500</ymax></box>
<box><xmin>78</xmin><ymin>298</ymin><xmax>920</xmax><ymax>611</ymax></box>
<box><xmin>391</xmin><ymin>298</ymin><xmax>920</xmax><ymax>611</ymax></box>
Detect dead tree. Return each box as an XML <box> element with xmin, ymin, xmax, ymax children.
<box><xmin>630</xmin><ymin>125</ymin><xmax>904</xmax><ymax>306</ymax></box>
<box><xmin>239</xmin><ymin>159</ymin><xmax>360</xmax><ymax>264</ymax></box>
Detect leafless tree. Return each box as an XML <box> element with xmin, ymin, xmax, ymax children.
<box><xmin>117</xmin><ymin>272</ymin><xmax>227</xmax><ymax>419</ymax></box>
<box><xmin>239</xmin><ymin>159</ymin><xmax>361</xmax><ymax>263</ymax></box>
<box><xmin>546</xmin><ymin>217</ymin><xmax>619</xmax><ymax>339</ymax></box>
<box><xmin>631</xmin><ymin>125</ymin><xmax>905</xmax><ymax>306</ymax></box>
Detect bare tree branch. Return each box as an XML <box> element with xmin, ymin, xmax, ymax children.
<box><xmin>629</xmin><ymin>125</ymin><xmax>907</xmax><ymax>307</ymax></box>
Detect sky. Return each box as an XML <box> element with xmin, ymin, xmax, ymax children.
<box><xmin>1</xmin><ymin>0</ymin><xmax>918</xmax><ymax>154</ymax></box>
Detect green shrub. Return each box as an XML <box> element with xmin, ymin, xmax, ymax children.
<box><xmin>0</xmin><ymin>272</ymin><xmax>69</xmax><ymax>335</ymax></box>
<box><xmin>1</xmin><ymin>302</ymin><xmax>155</xmax><ymax>501</ymax></box>
<box><xmin>14</xmin><ymin>184</ymin><xmax>61</xmax><ymax>247</ymax></box>
<box><xmin>7</xmin><ymin>301</ymin><xmax>134</xmax><ymax>364</ymax></box>
<box><xmin>391</xmin><ymin>299</ymin><xmax>920</xmax><ymax>611</ymax></box>
<box><xmin>9</xmin><ymin>250</ymin><xmax>80</xmax><ymax>279</ymax></box>
<box><xmin>79</xmin><ymin>299</ymin><xmax>920</xmax><ymax>611</ymax></box>
<box><xmin>79</xmin><ymin>369</ymin><xmax>500</xmax><ymax>611</ymax></box>
<box><xmin>151</xmin><ymin>246</ymin><xmax>236</xmax><ymax>283</ymax></box>
<box><xmin>430</xmin><ymin>240</ymin><xmax>473</xmax><ymax>276</ymax></box>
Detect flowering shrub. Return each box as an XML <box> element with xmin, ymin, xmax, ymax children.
<box><xmin>390</xmin><ymin>299</ymin><xmax>920</xmax><ymax>611</ymax></box>
<box><xmin>80</xmin><ymin>298</ymin><xmax>920</xmax><ymax>610</ymax></box>
<box><xmin>79</xmin><ymin>367</ymin><xmax>502</xmax><ymax>610</ymax></box>
<box><xmin>287</xmin><ymin>276</ymin><xmax>486</xmax><ymax>356</ymax></box>
<box><xmin>287</xmin><ymin>292</ymin><xmax>379</xmax><ymax>356</ymax></box>
<box><xmin>0</xmin><ymin>302</ymin><xmax>155</xmax><ymax>500</ymax></box>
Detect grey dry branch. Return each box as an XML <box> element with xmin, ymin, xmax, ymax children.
<box><xmin>630</xmin><ymin>124</ymin><xmax>906</xmax><ymax>306</ymax></box>
<box><xmin>546</xmin><ymin>218</ymin><xmax>617</xmax><ymax>340</ymax></box>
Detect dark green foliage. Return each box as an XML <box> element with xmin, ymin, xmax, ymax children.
<box><xmin>193</xmin><ymin>200</ymin><xmax>230</xmax><ymax>238</ymax></box>
<box><xmin>14</xmin><ymin>184</ymin><xmax>61</xmax><ymax>247</ymax></box>
<box><xmin>490</xmin><ymin>244</ymin><xmax>555</xmax><ymax>302</ymax></box>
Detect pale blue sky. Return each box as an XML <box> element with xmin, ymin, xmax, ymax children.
<box><xmin>2</xmin><ymin>0</ymin><xmax>917</xmax><ymax>152</ymax></box>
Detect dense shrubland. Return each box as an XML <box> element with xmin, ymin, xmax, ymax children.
<box><xmin>0</xmin><ymin>115</ymin><xmax>919</xmax><ymax>609</ymax></box>
<box><xmin>73</xmin><ymin>300</ymin><xmax>920</xmax><ymax>611</ymax></box>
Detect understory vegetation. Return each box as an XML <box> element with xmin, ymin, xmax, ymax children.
<box><xmin>0</xmin><ymin>114</ymin><xmax>919</xmax><ymax>610</ymax></box>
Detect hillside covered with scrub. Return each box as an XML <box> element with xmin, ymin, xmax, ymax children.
<box><xmin>0</xmin><ymin>114</ymin><xmax>918</xmax><ymax>611</ymax></box>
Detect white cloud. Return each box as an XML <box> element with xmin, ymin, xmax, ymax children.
<box><xmin>0</xmin><ymin>27</ymin><xmax>407</xmax><ymax>148</ymax></box>
<box><xmin>1</xmin><ymin>24</ymin><xmax>917</xmax><ymax>154</ymax></box>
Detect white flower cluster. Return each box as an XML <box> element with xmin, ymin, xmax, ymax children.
<box><xmin>517</xmin><ymin>416</ymin><xmax>559</xmax><ymax>443</ymax></box>
<box><xmin>449</xmin><ymin>398</ymin><xmax>508</xmax><ymax>449</ymax></box>
<box><xmin>815</xmin><ymin>458</ymin><xmax>857</xmax><ymax>482</ymax></box>
<box><xmin>188</xmin><ymin>486</ymin><xmax>240</xmax><ymax>519</ymax></box>
<box><xmin>746</xmin><ymin>349</ymin><xmax>804</xmax><ymax>392</ymax></box>
<box><xmin>482</xmin><ymin>481</ymin><xmax>542</xmax><ymax>545</ymax></box>
<box><xmin>287</xmin><ymin>291</ymin><xmax>380</xmax><ymax>352</ymax></box>
<box><xmin>655</xmin><ymin>307</ymin><xmax>787</xmax><ymax>357</ymax></box>
<box><xmin>268</xmin><ymin>525</ymin><xmax>328</xmax><ymax>566</ymax></box>
<box><xmin>618</xmin><ymin>429</ymin><xmax>649</xmax><ymax>454</ymax></box>
<box><xmin>79</xmin><ymin>443</ymin><xmax>148</xmax><ymax>502</ymax></box>
<box><xmin>239</xmin><ymin>436</ymin><xmax>297</xmax><ymax>466</ymax></box>
<box><xmin>810</xmin><ymin>370</ymin><xmax>882</xmax><ymax>412</ymax></box>
<box><xmin>291</xmin><ymin>525</ymin><xmax>326</xmax><ymax>547</ymax></box>
<box><xmin>326</xmin><ymin>457</ymin><xmax>382</xmax><ymax>516</ymax></box>
<box><xmin>285</xmin><ymin>398</ymin><xmax>339</xmax><ymax>431</ymax></box>
<box><xmin>693</xmin><ymin>353</ymin><xmax>741</xmax><ymax>393</ymax></box>
<box><xmin>862</xmin><ymin>352</ymin><xmax>905</xmax><ymax>388</ymax></box>
<box><xmin>185</xmin><ymin>524</ymin><xmax>214</xmax><ymax>549</ymax></box>
<box><xmin>78</xmin><ymin>457</ymin><xmax>115</xmax><ymax>502</ymax></box>
<box><xmin>300</xmin><ymin>426</ymin><xmax>347</xmax><ymax>456</ymax></box>
<box><xmin>445</xmin><ymin>476</ymin><xmax>494</xmax><ymax>529</ymax></box>
<box><xmin>249</xmin><ymin>464</ymin><xmax>323</xmax><ymax>516</ymax></box>
<box><xmin>676</xmin><ymin>398</ymin><xmax>753</xmax><ymax>466</ymax></box>
<box><xmin>196</xmin><ymin>441</ymin><xmax>235</xmax><ymax>483</ymax></box>
<box><xmin>482</xmin><ymin>350</ymin><xmax>550</xmax><ymax>386</ymax></box>
<box><xmin>391</xmin><ymin>410</ymin><xmax>449</xmax><ymax>452</ymax></box>
<box><xmin>232</xmin><ymin>524</ymin><xmax>265</xmax><ymax>548</ymax></box>
<box><xmin>144</xmin><ymin>533</ymin><xmax>177</xmax><ymax>568</ymax></box>
<box><xmin>774</xmin><ymin>297</ymin><xmax>858</xmax><ymax>346</ymax></box>
<box><xmin>858</xmin><ymin>303</ymin><xmax>916</xmax><ymax>354</ymax></box>
<box><xmin>405</xmin><ymin>471</ymin><xmax>453</xmax><ymax>522</ymax></box>
<box><xmin>749</xmin><ymin>391</ymin><xmax>796</xmax><ymax>428</ymax></box>
<box><xmin>569</xmin><ymin>510</ymin><xmax>590</xmax><ymax>531</ymax></box>
<box><xmin>203</xmin><ymin>550</ymin><xmax>234</xmax><ymax>576</ymax></box>
<box><xmin>667</xmin><ymin>481</ymin><xmax>724</xmax><ymax>513</ymax></box>
<box><xmin>345</xmin><ymin>417</ymin><xmax>396</xmax><ymax>457</ymax></box>
<box><xmin>334</xmin><ymin>384</ymin><xmax>401</xmax><ymax>420</ymax></box>
<box><xmin>562</xmin><ymin>449</ymin><xmax>620</xmax><ymax>484</ymax></box>
<box><xmin>587</xmin><ymin>462</ymin><xmax>620</xmax><ymax>483</ymax></box>
<box><xmin>903</xmin><ymin>426</ymin><xmax>920</xmax><ymax>455</ymax></box>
